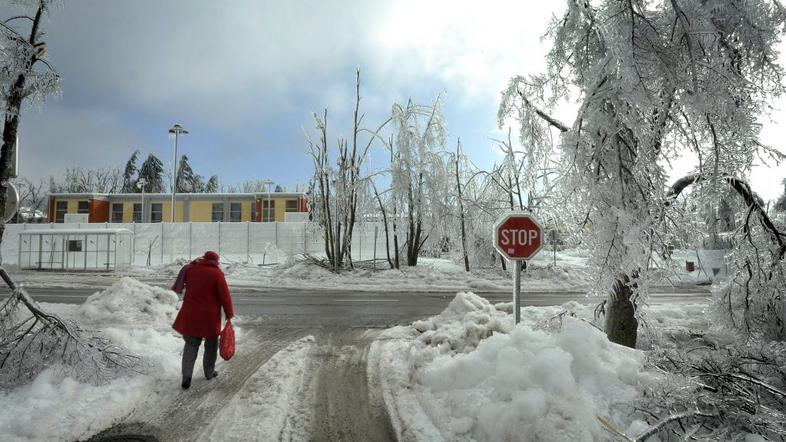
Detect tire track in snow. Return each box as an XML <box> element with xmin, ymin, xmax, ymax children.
<box><xmin>89</xmin><ymin>326</ymin><xmax>310</xmax><ymax>442</ymax></box>
<box><xmin>309</xmin><ymin>329</ymin><xmax>396</xmax><ymax>442</ymax></box>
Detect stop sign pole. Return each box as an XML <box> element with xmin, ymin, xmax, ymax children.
<box><xmin>493</xmin><ymin>213</ymin><xmax>544</xmax><ymax>324</ymax></box>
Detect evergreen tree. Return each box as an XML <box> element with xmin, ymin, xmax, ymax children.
<box><xmin>176</xmin><ymin>155</ymin><xmax>206</xmax><ymax>193</ymax></box>
<box><xmin>205</xmin><ymin>175</ymin><xmax>219</xmax><ymax>193</ymax></box>
<box><xmin>138</xmin><ymin>154</ymin><xmax>164</xmax><ymax>193</ymax></box>
<box><xmin>121</xmin><ymin>149</ymin><xmax>140</xmax><ymax>192</ymax></box>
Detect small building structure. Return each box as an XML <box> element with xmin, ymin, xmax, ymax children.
<box><xmin>18</xmin><ymin>228</ymin><xmax>133</xmax><ymax>271</ymax></box>
<box><xmin>47</xmin><ymin>192</ymin><xmax>309</xmax><ymax>223</ymax></box>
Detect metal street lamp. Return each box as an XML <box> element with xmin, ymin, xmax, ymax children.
<box><xmin>261</xmin><ymin>178</ymin><xmax>273</xmax><ymax>222</ymax></box>
<box><xmin>168</xmin><ymin>123</ymin><xmax>189</xmax><ymax>223</ymax></box>
<box><xmin>137</xmin><ymin>177</ymin><xmax>147</xmax><ymax>222</ymax></box>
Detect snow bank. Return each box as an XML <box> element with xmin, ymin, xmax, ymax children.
<box><xmin>0</xmin><ymin>369</ymin><xmax>150</xmax><ymax>442</ymax></box>
<box><xmin>375</xmin><ymin>292</ymin><xmax>648</xmax><ymax>441</ymax></box>
<box><xmin>0</xmin><ymin>278</ymin><xmax>184</xmax><ymax>441</ymax></box>
<box><xmin>77</xmin><ymin>277</ymin><xmax>178</xmax><ymax>326</ymax></box>
<box><xmin>75</xmin><ymin>277</ymin><xmax>183</xmax><ymax>376</ymax></box>
<box><xmin>223</xmin><ymin>257</ymin><xmax>592</xmax><ymax>293</ymax></box>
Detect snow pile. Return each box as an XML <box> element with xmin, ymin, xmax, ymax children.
<box><xmin>0</xmin><ymin>369</ymin><xmax>150</xmax><ymax>441</ymax></box>
<box><xmin>77</xmin><ymin>277</ymin><xmax>178</xmax><ymax>326</ymax></box>
<box><xmin>412</xmin><ymin>292</ymin><xmax>512</xmax><ymax>354</ymax></box>
<box><xmin>374</xmin><ymin>292</ymin><xmax>648</xmax><ymax>441</ymax></box>
<box><xmin>0</xmin><ymin>278</ymin><xmax>186</xmax><ymax>441</ymax></box>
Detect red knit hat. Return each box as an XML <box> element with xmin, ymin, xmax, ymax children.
<box><xmin>204</xmin><ymin>251</ymin><xmax>219</xmax><ymax>263</ymax></box>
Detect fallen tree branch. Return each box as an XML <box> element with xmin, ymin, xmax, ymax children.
<box><xmin>0</xmin><ymin>266</ymin><xmax>140</xmax><ymax>385</ymax></box>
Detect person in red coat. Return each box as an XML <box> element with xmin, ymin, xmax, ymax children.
<box><xmin>172</xmin><ymin>251</ymin><xmax>234</xmax><ymax>389</ymax></box>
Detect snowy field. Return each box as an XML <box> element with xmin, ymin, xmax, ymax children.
<box><xmin>0</xmin><ymin>276</ymin><xmax>728</xmax><ymax>441</ymax></box>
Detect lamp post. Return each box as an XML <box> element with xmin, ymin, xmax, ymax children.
<box><xmin>168</xmin><ymin>123</ymin><xmax>189</xmax><ymax>223</ymax></box>
<box><xmin>137</xmin><ymin>178</ymin><xmax>147</xmax><ymax>222</ymax></box>
<box><xmin>262</xmin><ymin>179</ymin><xmax>273</xmax><ymax>222</ymax></box>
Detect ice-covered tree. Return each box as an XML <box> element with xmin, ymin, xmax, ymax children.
<box><xmin>121</xmin><ymin>149</ymin><xmax>140</xmax><ymax>193</ymax></box>
<box><xmin>138</xmin><ymin>153</ymin><xmax>165</xmax><ymax>193</ymax></box>
<box><xmin>1</xmin><ymin>1</ymin><xmax>136</xmax><ymax>387</ymax></box>
<box><xmin>11</xmin><ymin>176</ymin><xmax>46</xmax><ymax>222</ymax></box>
<box><xmin>205</xmin><ymin>174</ymin><xmax>219</xmax><ymax>193</ymax></box>
<box><xmin>388</xmin><ymin>97</ymin><xmax>447</xmax><ymax>266</ymax></box>
<box><xmin>307</xmin><ymin>68</ymin><xmax>389</xmax><ymax>271</ymax></box>
<box><xmin>0</xmin><ymin>0</ymin><xmax>59</xmax><ymax>232</ymax></box>
<box><xmin>175</xmin><ymin>154</ymin><xmax>206</xmax><ymax>193</ymax></box>
<box><xmin>49</xmin><ymin>166</ymin><xmax>121</xmax><ymax>193</ymax></box>
<box><xmin>774</xmin><ymin>178</ymin><xmax>786</xmax><ymax>212</ymax></box>
<box><xmin>503</xmin><ymin>0</ymin><xmax>786</xmax><ymax>347</ymax></box>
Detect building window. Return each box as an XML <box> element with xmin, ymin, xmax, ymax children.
<box><xmin>151</xmin><ymin>203</ymin><xmax>163</xmax><ymax>223</ymax></box>
<box><xmin>212</xmin><ymin>203</ymin><xmax>224</xmax><ymax>222</ymax></box>
<box><xmin>133</xmin><ymin>203</ymin><xmax>142</xmax><ymax>223</ymax></box>
<box><xmin>111</xmin><ymin>203</ymin><xmax>124</xmax><ymax>223</ymax></box>
<box><xmin>285</xmin><ymin>200</ymin><xmax>299</xmax><ymax>212</ymax></box>
<box><xmin>55</xmin><ymin>201</ymin><xmax>68</xmax><ymax>223</ymax></box>
<box><xmin>252</xmin><ymin>202</ymin><xmax>257</xmax><ymax>222</ymax></box>
<box><xmin>67</xmin><ymin>239</ymin><xmax>83</xmax><ymax>252</ymax></box>
<box><xmin>262</xmin><ymin>200</ymin><xmax>275</xmax><ymax>222</ymax></box>
<box><xmin>77</xmin><ymin>201</ymin><xmax>89</xmax><ymax>214</ymax></box>
<box><xmin>229</xmin><ymin>203</ymin><xmax>242</xmax><ymax>222</ymax></box>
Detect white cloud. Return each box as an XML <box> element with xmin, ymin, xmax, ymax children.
<box><xmin>370</xmin><ymin>0</ymin><xmax>562</xmax><ymax>107</ymax></box>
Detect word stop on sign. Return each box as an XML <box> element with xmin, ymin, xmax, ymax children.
<box><xmin>499</xmin><ymin>229</ymin><xmax>539</xmax><ymax>249</ymax></box>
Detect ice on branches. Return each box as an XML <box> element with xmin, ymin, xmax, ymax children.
<box><xmin>0</xmin><ymin>272</ymin><xmax>140</xmax><ymax>388</ymax></box>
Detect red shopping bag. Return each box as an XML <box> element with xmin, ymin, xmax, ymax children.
<box><xmin>219</xmin><ymin>320</ymin><xmax>235</xmax><ymax>361</ymax></box>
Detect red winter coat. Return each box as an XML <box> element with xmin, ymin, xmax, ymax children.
<box><xmin>172</xmin><ymin>258</ymin><xmax>234</xmax><ymax>339</ymax></box>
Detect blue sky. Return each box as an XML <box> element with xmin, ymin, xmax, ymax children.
<box><xmin>9</xmin><ymin>0</ymin><xmax>557</xmax><ymax>193</ymax></box>
<box><xmin>7</xmin><ymin>0</ymin><xmax>786</xmax><ymax>201</ymax></box>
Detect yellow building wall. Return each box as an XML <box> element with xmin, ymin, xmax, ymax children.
<box><xmin>56</xmin><ymin>198</ymin><xmax>88</xmax><ymax>214</ymax></box>
<box><xmin>108</xmin><ymin>199</ymin><xmax>140</xmax><ymax>223</ymax></box>
<box><xmin>55</xmin><ymin>195</ymin><xmax>297</xmax><ymax>223</ymax></box>
<box><xmin>67</xmin><ymin>199</ymin><xmax>79</xmax><ymax>214</ymax></box>
<box><xmin>240</xmin><ymin>200</ymin><xmax>253</xmax><ymax>222</ymax></box>
<box><xmin>160</xmin><ymin>201</ymin><xmax>185</xmax><ymax>222</ymax></box>
<box><xmin>122</xmin><ymin>201</ymin><xmax>134</xmax><ymax>223</ymax></box>
<box><xmin>190</xmin><ymin>201</ymin><xmax>213</xmax><ymax>222</ymax></box>
<box><xmin>274</xmin><ymin>197</ymin><xmax>286</xmax><ymax>222</ymax></box>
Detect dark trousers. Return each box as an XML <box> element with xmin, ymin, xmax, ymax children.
<box><xmin>182</xmin><ymin>335</ymin><xmax>218</xmax><ymax>379</ymax></box>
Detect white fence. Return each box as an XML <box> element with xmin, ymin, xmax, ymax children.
<box><xmin>0</xmin><ymin>222</ymin><xmax>392</xmax><ymax>267</ymax></box>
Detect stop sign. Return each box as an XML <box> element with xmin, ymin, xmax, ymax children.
<box><xmin>493</xmin><ymin>213</ymin><xmax>543</xmax><ymax>260</ymax></box>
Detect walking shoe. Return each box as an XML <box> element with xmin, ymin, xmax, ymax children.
<box><xmin>181</xmin><ymin>376</ymin><xmax>191</xmax><ymax>389</ymax></box>
<box><xmin>206</xmin><ymin>371</ymin><xmax>218</xmax><ymax>380</ymax></box>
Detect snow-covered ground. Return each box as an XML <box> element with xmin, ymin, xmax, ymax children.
<box><xmin>6</xmin><ymin>248</ymin><xmax>722</xmax><ymax>294</ymax></box>
<box><xmin>0</xmin><ymin>274</ymin><xmax>718</xmax><ymax>441</ymax></box>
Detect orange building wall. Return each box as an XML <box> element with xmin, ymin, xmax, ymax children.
<box><xmin>89</xmin><ymin>199</ymin><xmax>110</xmax><ymax>223</ymax></box>
<box><xmin>48</xmin><ymin>196</ymin><xmax>56</xmax><ymax>223</ymax></box>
